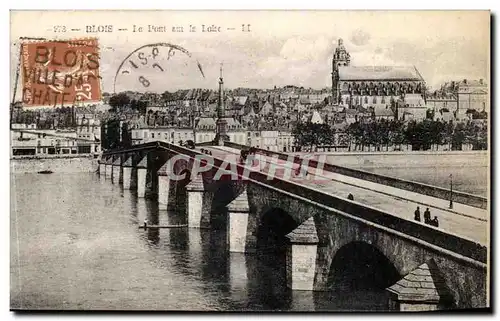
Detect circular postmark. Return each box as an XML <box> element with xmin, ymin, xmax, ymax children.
<box><xmin>113</xmin><ymin>43</ymin><xmax>206</xmax><ymax>94</ymax></box>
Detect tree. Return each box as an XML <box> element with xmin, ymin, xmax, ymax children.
<box><xmin>474</xmin><ymin>110</ymin><xmax>488</xmax><ymax>120</ymax></box>
<box><xmin>317</xmin><ymin>123</ymin><xmax>335</xmax><ymax>146</ymax></box>
<box><xmin>451</xmin><ymin>122</ymin><xmax>466</xmax><ymax>150</ymax></box>
<box><xmin>109</xmin><ymin>93</ymin><xmax>130</xmax><ymax>111</ymax></box>
<box><xmin>121</xmin><ymin>122</ymin><xmax>132</xmax><ymax>148</ymax></box>
<box><xmin>162</xmin><ymin>91</ymin><xmax>174</xmax><ymax>102</ymax></box>
<box><xmin>477</xmin><ymin>123</ymin><xmax>488</xmax><ymax>150</ymax></box>
<box><xmin>130</xmin><ymin>99</ymin><xmax>148</xmax><ymax>114</ymax></box>
<box><xmin>346</xmin><ymin>122</ymin><xmax>364</xmax><ymax>151</ymax></box>
<box><xmin>443</xmin><ymin>120</ymin><xmax>454</xmax><ymax>150</ymax></box>
<box><xmin>101</xmin><ymin>119</ymin><xmax>121</xmax><ymax>150</ymax></box>
<box><xmin>292</xmin><ymin>122</ymin><xmax>334</xmax><ymax>151</ymax></box>
<box><xmin>390</xmin><ymin>120</ymin><xmax>406</xmax><ymax>150</ymax></box>
<box><xmin>426</xmin><ymin>108</ymin><xmax>435</xmax><ymax>120</ymax></box>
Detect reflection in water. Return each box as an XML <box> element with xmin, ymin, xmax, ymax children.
<box><xmin>11</xmin><ymin>172</ymin><xmax>391</xmax><ymax>311</ymax></box>
<box><xmin>147</xmin><ymin>228</ymin><xmax>160</xmax><ymax>245</ymax></box>
<box><xmin>145</xmin><ymin>199</ymin><xmax>159</xmax><ymax>226</ymax></box>
<box><xmin>246</xmin><ymin>252</ymin><xmax>292</xmax><ymax>311</ymax></box>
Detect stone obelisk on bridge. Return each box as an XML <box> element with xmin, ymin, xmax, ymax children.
<box><xmin>214</xmin><ymin>62</ymin><xmax>229</xmax><ymax>146</ymax></box>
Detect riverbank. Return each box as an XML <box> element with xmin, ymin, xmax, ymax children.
<box><xmin>10</xmin><ymin>155</ymin><xmax>99</xmax><ymax>173</ymax></box>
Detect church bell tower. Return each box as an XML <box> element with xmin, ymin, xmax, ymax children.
<box><xmin>332</xmin><ymin>38</ymin><xmax>350</xmax><ymax>104</ymax></box>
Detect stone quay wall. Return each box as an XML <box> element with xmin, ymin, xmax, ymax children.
<box><xmin>10</xmin><ymin>155</ymin><xmax>99</xmax><ymax>174</ymax></box>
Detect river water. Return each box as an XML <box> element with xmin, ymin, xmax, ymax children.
<box><xmin>10</xmin><ymin>173</ymin><xmax>390</xmax><ymax>311</ymax></box>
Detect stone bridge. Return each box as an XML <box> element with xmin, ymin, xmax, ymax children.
<box><xmin>100</xmin><ymin>141</ymin><xmax>488</xmax><ymax>311</ymax></box>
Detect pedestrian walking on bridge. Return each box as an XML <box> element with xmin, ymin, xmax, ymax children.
<box><xmin>424</xmin><ymin>208</ymin><xmax>431</xmax><ymax>224</ymax></box>
<box><xmin>431</xmin><ymin>216</ymin><xmax>439</xmax><ymax>227</ymax></box>
<box><xmin>414</xmin><ymin>206</ymin><xmax>421</xmax><ymax>222</ymax></box>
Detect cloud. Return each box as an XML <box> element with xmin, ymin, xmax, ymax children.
<box><xmin>249</xmin><ymin>36</ymin><xmax>334</xmax><ymax>88</ymax></box>
<box><xmin>350</xmin><ymin>29</ymin><xmax>371</xmax><ymax>47</ymax></box>
<box><xmin>279</xmin><ymin>36</ymin><xmax>331</xmax><ymax>61</ymax></box>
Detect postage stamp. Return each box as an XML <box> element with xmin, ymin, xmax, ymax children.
<box><xmin>20</xmin><ymin>37</ymin><xmax>101</xmax><ymax>107</ymax></box>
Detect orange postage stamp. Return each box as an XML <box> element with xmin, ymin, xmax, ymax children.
<box><xmin>20</xmin><ymin>38</ymin><xmax>101</xmax><ymax>107</ymax></box>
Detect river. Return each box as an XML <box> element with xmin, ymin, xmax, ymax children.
<box><xmin>10</xmin><ymin>173</ymin><xmax>390</xmax><ymax>311</ymax></box>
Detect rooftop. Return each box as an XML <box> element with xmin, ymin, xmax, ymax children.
<box><xmin>374</xmin><ymin>108</ymin><xmax>395</xmax><ymax>117</ymax></box>
<box><xmin>339</xmin><ymin>66</ymin><xmax>424</xmax><ymax>81</ymax></box>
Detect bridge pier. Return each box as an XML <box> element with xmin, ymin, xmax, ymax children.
<box><xmin>186</xmin><ymin>174</ymin><xmax>211</xmax><ymax>228</ymax></box>
<box><xmin>105</xmin><ymin>157</ymin><xmax>112</xmax><ymax>179</ymax></box>
<box><xmin>98</xmin><ymin>161</ymin><xmax>105</xmax><ymax>177</ymax></box>
<box><xmin>112</xmin><ymin>157</ymin><xmax>121</xmax><ymax>185</ymax></box>
<box><xmin>122</xmin><ymin>157</ymin><xmax>133</xmax><ymax>189</ymax></box>
<box><xmin>285</xmin><ymin>217</ymin><xmax>319</xmax><ymax>291</ymax></box>
<box><xmin>386</xmin><ymin>259</ymin><xmax>454</xmax><ymax>311</ymax></box>
<box><xmin>157</xmin><ymin>161</ymin><xmax>184</xmax><ymax>211</ymax></box>
<box><xmin>137</xmin><ymin>156</ymin><xmax>148</xmax><ymax>198</ymax></box>
<box><xmin>226</xmin><ymin>191</ymin><xmax>251</xmax><ymax>253</ymax></box>
<box><xmin>158</xmin><ymin>175</ymin><xmax>170</xmax><ymax>210</ymax></box>
<box><xmin>157</xmin><ymin>163</ymin><xmax>172</xmax><ymax>210</ymax></box>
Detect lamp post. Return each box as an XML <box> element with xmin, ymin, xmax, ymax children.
<box><xmin>449</xmin><ymin>173</ymin><xmax>453</xmax><ymax>209</ymax></box>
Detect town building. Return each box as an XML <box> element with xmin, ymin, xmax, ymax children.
<box><xmin>277</xmin><ymin>131</ymin><xmax>295</xmax><ymax>152</ymax></box>
<box><xmin>396</xmin><ymin>94</ymin><xmax>427</xmax><ymax>121</ymax></box>
<box><xmin>76</xmin><ymin>109</ymin><xmax>101</xmax><ymax>142</ymax></box>
<box><xmin>11</xmin><ymin>124</ymin><xmax>99</xmax><ymax>156</ymax></box>
<box><xmin>344</xmin><ymin>108</ymin><xmax>358</xmax><ymax>124</ymax></box>
<box><xmin>131</xmin><ymin>126</ymin><xmax>195</xmax><ymax>145</ymax></box>
<box><xmin>427</xmin><ymin>79</ymin><xmax>488</xmax><ymax>121</ymax></box>
<box><xmin>373</xmin><ymin>108</ymin><xmax>395</xmax><ymax>121</ymax></box>
<box><xmin>309</xmin><ymin>110</ymin><xmax>324</xmax><ymax>124</ymax></box>
<box><xmin>130</xmin><ymin>116</ymin><xmax>246</xmax><ymax>146</ymax></box>
<box><xmin>457</xmin><ymin>79</ymin><xmax>488</xmax><ymax>118</ymax></box>
<box><xmin>426</xmin><ymin>96</ymin><xmax>458</xmax><ymax>118</ymax></box>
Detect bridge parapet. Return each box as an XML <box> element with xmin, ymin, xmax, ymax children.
<box><xmin>224</xmin><ymin>142</ymin><xmax>487</xmax><ymax>210</ymax></box>
<box><xmin>253</xmin><ymin>175</ymin><xmax>487</xmax><ymax>264</ymax></box>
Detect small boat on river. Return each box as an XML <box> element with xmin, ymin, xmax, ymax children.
<box><xmin>37</xmin><ymin>170</ymin><xmax>54</xmax><ymax>174</ymax></box>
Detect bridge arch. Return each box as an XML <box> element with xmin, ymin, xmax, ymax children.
<box><xmin>327</xmin><ymin>241</ymin><xmax>401</xmax><ymax>291</ymax></box>
<box><xmin>252</xmin><ymin>207</ymin><xmax>301</xmax><ymax>299</ymax></box>
<box><xmin>171</xmin><ymin>154</ymin><xmax>193</xmax><ymax>178</ymax></box>
<box><xmin>210</xmin><ymin>181</ymin><xmax>246</xmax><ymax>229</ymax></box>
<box><xmin>256</xmin><ymin>207</ymin><xmax>299</xmax><ymax>254</ymax></box>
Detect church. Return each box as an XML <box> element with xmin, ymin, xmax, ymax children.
<box><xmin>331</xmin><ymin>39</ymin><xmax>426</xmax><ymax>109</ymax></box>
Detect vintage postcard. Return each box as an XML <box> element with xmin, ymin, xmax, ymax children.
<box><xmin>9</xmin><ymin>10</ymin><xmax>490</xmax><ymax>312</ymax></box>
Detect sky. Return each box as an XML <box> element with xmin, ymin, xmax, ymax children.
<box><xmin>10</xmin><ymin>10</ymin><xmax>490</xmax><ymax>99</ymax></box>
